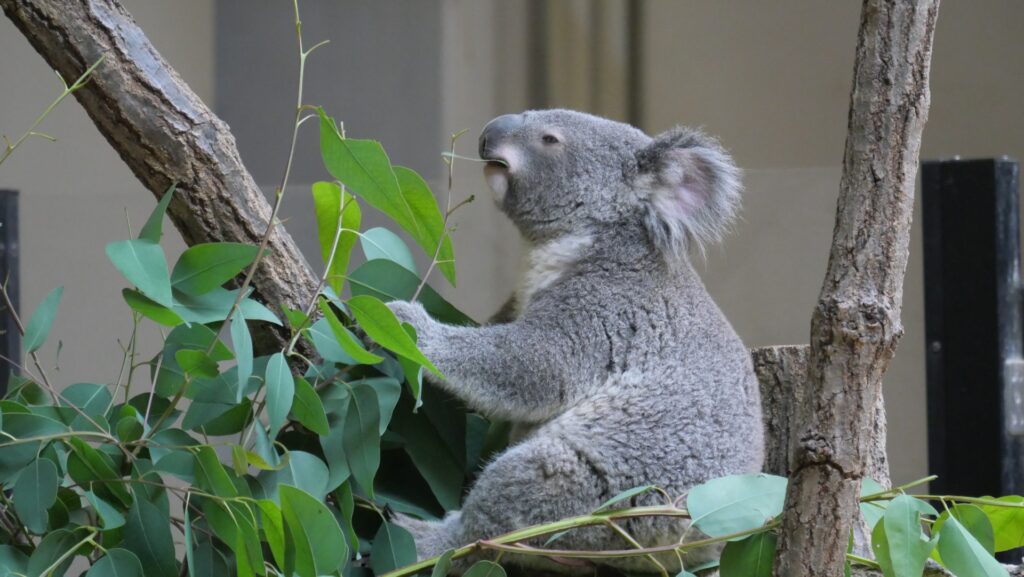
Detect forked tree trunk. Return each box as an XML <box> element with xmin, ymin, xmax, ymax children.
<box><xmin>772</xmin><ymin>1</ymin><xmax>940</xmax><ymax>575</ymax></box>
<box><xmin>3</xmin><ymin>1</ymin><xmax>942</xmax><ymax>575</ymax></box>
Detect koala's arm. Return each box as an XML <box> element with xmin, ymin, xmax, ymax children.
<box><xmin>388</xmin><ymin>301</ymin><xmax>595</xmax><ymax>423</ymax></box>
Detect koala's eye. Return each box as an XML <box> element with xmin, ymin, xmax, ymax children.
<box><xmin>541</xmin><ymin>133</ymin><xmax>561</xmax><ymax>145</ymax></box>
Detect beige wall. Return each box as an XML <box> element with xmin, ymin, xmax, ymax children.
<box><xmin>643</xmin><ymin>0</ymin><xmax>1024</xmax><ymax>486</ymax></box>
<box><xmin>0</xmin><ymin>1</ymin><xmax>212</xmax><ymax>385</ymax></box>
<box><xmin>2</xmin><ymin>1</ymin><xmax>1022</xmax><ymax>489</ymax></box>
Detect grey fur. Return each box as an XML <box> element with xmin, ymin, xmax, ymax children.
<box><xmin>386</xmin><ymin>110</ymin><xmax>762</xmax><ymax>574</ymax></box>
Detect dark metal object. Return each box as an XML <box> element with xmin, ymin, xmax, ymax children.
<box><xmin>0</xmin><ymin>190</ymin><xmax>18</xmax><ymax>397</ymax></box>
<box><xmin>923</xmin><ymin>158</ymin><xmax>1023</xmax><ymax>561</ymax></box>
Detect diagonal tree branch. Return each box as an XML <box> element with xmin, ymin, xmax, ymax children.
<box><xmin>773</xmin><ymin>1</ymin><xmax>940</xmax><ymax>574</ymax></box>
<box><xmin>0</xmin><ymin>0</ymin><xmax>319</xmax><ymax>351</ymax></box>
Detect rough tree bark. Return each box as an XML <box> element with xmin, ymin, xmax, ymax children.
<box><xmin>3</xmin><ymin>0</ymin><xmax>948</xmax><ymax>574</ymax></box>
<box><xmin>772</xmin><ymin>1</ymin><xmax>940</xmax><ymax>575</ymax></box>
<box><xmin>0</xmin><ymin>0</ymin><xmax>319</xmax><ymax>351</ymax></box>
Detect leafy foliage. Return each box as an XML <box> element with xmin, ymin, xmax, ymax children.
<box><xmin>0</xmin><ymin>107</ymin><xmax>486</xmax><ymax>577</ymax></box>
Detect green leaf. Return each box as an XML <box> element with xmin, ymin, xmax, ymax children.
<box><xmin>686</xmin><ymin>474</ymin><xmax>788</xmax><ymax>539</ymax></box>
<box><xmin>13</xmin><ymin>457</ymin><xmax>59</xmax><ymax>533</ymax></box>
<box><xmin>0</xmin><ymin>545</ymin><xmax>28</xmax><ymax>576</ymax></box>
<box><xmin>432</xmin><ymin>549</ymin><xmax>456</xmax><ymax>577</ymax></box>
<box><xmin>171</xmin><ymin>243</ymin><xmax>259</xmax><ymax>295</ymax></box>
<box><xmin>23</xmin><ymin>286</ymin><xmax>63</xmax><ymax>354</ymax></box>
<box><xmin>347</xmin><ymin>295</ymin><xmax>440</xmax><ymax>377</ymax></box>
<box><xmin>719</xmin><ymin>532</ymin><xmax>776</xmax><ymax>577</ymax></box>
<box><xmin>60</xmin><ymin>382</ymin><xmax>113</xmax><ymax>432</ymax></box>
<box><xmin>250</xmin><ymin>424</ymin><xmax>282</xmax><ymax>470</ymax></box>
<box><xmin>366</xmin><ymin>377</ymin><xmax>402</xmax><ymax>434</ymax></box>
<box><xmin>106</xmin><ymin>239</ymin><xmax>173</xmax><ymax>307</ymax></box>
<box><xmin>370</xmin><ymin>522</ymin><xmax>417</xmax><ymax>575</ymax></box>
<box><xmin>123</xmin><ymin>498</ymin><xmax>178</xmax><ymax>577</ymax></box>
<box><xmin>933</xmin><ymin>504</ymin><xmax>995</xmax><ymax>561</ymax></box>
<box><xmin>463</xmin><ymin>560</ymin><xmax>506</xmax><ymax>577</ymax></box>
<box><xmin>394</xmin><ymin>166</ymin><xmax>455</xmax><ymax>285</ymax></box>
<box><xmin>280</xmin><ymin>484</ymin><xmax>348</xmax><ymax>577</ymax></box>
<box><xmin>361</xmin><ymin>227</ymin><xmax>417</xmax><ymax>273</ymax></box>
<box><xmin>291</xmin><ymin>376</ymin><xmax>329</xmax><ymax>435</ymax></box>
<box><xmin>860</xmin><ymin>477</ymin><xmax>888</xmax><ymax>530</ymax></box>
<box><xmin>349</xmin><ymin>259</ymin><xmax>474</xmax><ymax>326</ymax></box>
<box><xmin>936</xmin><ymin>516</ymin><xmax>1008</xmax><ymax>577</ymax></box>
<box><xmin>231</xmin><ymin>308</ymin><xmax>253</xmax><ymax>404</ymax></box>
<box><xmin>335</xmin><ymin>481</ymin><xmax>360</xmax><ymax>558</ymax></box>
<box><xmin>593</xmin><ymin>485</ymin><xmax>657</xmax><ymax>513</ymax></box>
<box><xmin>27</xmin><ymin>528</ymin><xmax>83</xmax><ymax>577</ymax></box>
<box><xmin>873</xmin><ymin>495</ymin><xmax>938</xmax><ymax>577</ymax></box>
<box><xmin>86</xmin><ymin>548</ymin><xmax>144</xmax><ymax>577</ymax></box>
<box><xmin>256</xmin><ymin>451</ymin><xmax>329</xmax><ymax>503</ymax></box>
<box><xmin>312</xmin><ymin>181</ymin><xmax>361</xmax><ymax>295</ymax></box>
<box><xmin>264</xmin><ymin>352</ymin><xmax>295</xmax><ymax>437</ymax></box>
<box><xmin>193</xmin><ymin>446</ymin><xmax>239</xmax><ymax>498</ymax></box>
<box><xmin>172</xmin><ymin>287</ymin><xmax>281</xmax><ymax>325</ymax></box>
<box><xmin>175</xmin><ymin>349</ymin><xmax>219</xmax><ymax>379</ymax></box>
<box><xmin>979</xmin><ymin>495</ymin><xmax>1024</xmax><ymax>552</ymax></box>
<box><xmin>306</xmin><ymin>318</ymin><xmax>359</xmax><ymax>365</ymax></box>
<box><xmin>257</xmin><ymin>499</ymin><xmax>287</xmax><ymax>569</ymax></box>
<box><xmin>139</xmin><ymin>184</ymin><xmax>175</xmax><ymax>243</ymax></box>
<box><xmin>344</xmin><ymin>384</ymin><xmax>381</xmax><ymax>499</ymax></box>
<box><xmin>320</xmin><ymin>396</ymin><xmax>352</xmax><ymax>492</ymax></box>
<box><xmin>85</xmin><ymin>491</ymin><xmax>126</xmax><ymax>530</ymax></box>
<box><xmin>319</xmin><ymin>110</ymin><xmax>454</xmax><ymax>284</ymax></box>
<box><xmin>319</xmin><ymin>298</ymin><xmax>383</xmax><ymax>364</ymax></box>
<box><xmin>122</xmin><ymin>288</ymin><xmax>184</xmax><ymax>327</ymax></box>
<box><xmin>66</xmin><ymin>437</ymin><xmax>132</xmax><ymax>507</ymax></box>
<box><xmin>389</xmin><ymin>404</ymin><xmax>463</xmax><ymax>511</ymax></box>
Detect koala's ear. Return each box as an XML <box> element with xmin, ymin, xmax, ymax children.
<box><xmin>634</xmin><ymin>127</ymin><xmax>741</xmax><ymax>259</ymax></box>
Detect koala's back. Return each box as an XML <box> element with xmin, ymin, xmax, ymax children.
<box><xmin>523</xmin><ymin>226</ymin><xmax>764</xmax><ymax>496</ymax></box>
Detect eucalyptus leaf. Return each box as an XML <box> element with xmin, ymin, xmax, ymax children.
<box><xmin>106</xmin><ymin>239</ymin><xmax>173</xmax><ymax>308</ymax></box>
<box><xmin>344</xmin><ymin>384</ymin><xmax>381</xmax><ymax>499</ymax></box>
<box><xmin>123</xmin><ymin>498</ymin><xmax>178</xmax><ymax>577</ymax></box>
<box><xmin>686</xmin><ymin>474</ymin><xmax>788</xmax><ymax>539</ymax></box>
<box><xmin>85</xmin><ymin>548</ymin><xmax>144</xmax><ymax>577</ymax></box>
<box><xmin>23</xmin><ymin>286</ymin><xmax>63</xmax><ymax>354</ymax></box>
<box><xmin>349</xmin><ymin>259</ymin><xmax>474</xmax><ymax>326</ymax></box>
<box><xmin>264</xmin><ymin>352</ymin><xmax>295</xmax><ymax>436</ymax></box>
<box><xmin>13</xmin><ymin>457</ymin><xmax>59</xmax><ymax>533</ymax></box>
<box><xmin>256</xmin><ymin>451</ymin><xmax>329</xmax><ymax>503</ymax></box>
<box><xmin>361</xmin><ymin>227</ymin><xmax>417</xmax><ymax>273</ymax></box>
<box><xmin>463</xmin><ymin>560</ymin><xmax>507</xmax><ymax>577</ymax></box>
<box><xmin>280</xmin><ymin>484</ymin><xmax>348</xmax><ymax>577</ymax></box>
<box><xmin>122</xmin><ymin>288</ymin><xmax>184</xmax><ymax>327</ymax></box>
<box><xmin>347</xmin><ymin>295</ymin><xmax>440</xmax><ymax>377</ymax></box>
<box><xmin>593</xmin><ymin>485</ymin><xmax>657</xmax><ymax>513</ymax></box>
<box><xmin>291</xmin><ymin>376</ymin><xmax>329</xmax><ymax>435</ymax></box>
<box><xmin>85</xmin><ymin>490</ymin><xmax>126</xmax><ymax>530</ymax></box>
<box><xmin>370</xmin><ymin>522</ymin><xmax>417</xmax><ymax>575</ymax></box>
<box><xmin>231</xmin><ymin>308</ymin><xmax>253</xmax><ymax>404</ymax></box>
<box><xmin>719</xmin><ymin>532</ymin><xmax>776</xmax><ymax>577</ymax></box>
<box><xmin>139</xmin><ymin>184</ymin><xmax>175</xmax><ymax>243</ymax></box>
<box><xmin>874</xmin><ymin>495</ymin><xmax>938</xmax><ymax>577</ymax></box>
<box><xmin>312</xmin><ymin>181</ymin><xmax>361</xmax><ymax>295</ymax></box>
<box><xmin>171</xmin><ymin>243</ymin><xmax>259</xmax><ymax>296</ymax></box>
<box><xmin>319</xmin><ymin>298</ymin><xmax>383</xmax><ymax>365</ymax></box>
<box><xmin>979</xmin><ymin>495</ymin><xmax>1024</xmax><ymax>552</ymax></box>
<box><xmin>936</xmin><ymin>516</ymin><xmax>1008</xmax><ymax>577</ymax></box>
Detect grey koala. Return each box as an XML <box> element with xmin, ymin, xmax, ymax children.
<box><xmin>387</xmin><ymin>109</ymin><xmax>763</xmax><ymax>574</ymax></box>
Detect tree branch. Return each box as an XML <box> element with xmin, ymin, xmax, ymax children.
<box><xmin>773</xmin><ymin>1</ymin><xmax>940</xmax><ymax>575</ymax></box>
<box><xmin>0</xmin><ymin>0</ymin><xmax>319</xmax><ymax>351</ymax></box>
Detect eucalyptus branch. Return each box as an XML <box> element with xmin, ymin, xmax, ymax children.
<box><xmin>602</xmin><ymin>519</ymin><xmax>669</xmax><ymax>577</ymax></box>
<box><xmin>210</xmin><ymin>0</ymin><xmax>326</xmax><ymax>352</ymax></box>
<box><xmin>0</xmin><ymin>56</ymin><xmax>105</xmax><ymax>168</ymax></box>
<box><xmin>285</xmin><ymin>191</ymin><xmax>354</xmax><ymax>356</ymax></box>
<box><xmin>379</xmin><ymin>505</ymin><xmax>697</xmax><ymax>577</ymax></box>
<box><xmin>411</xmin><ymin>130</ymin><xmax>473</xmax><ymax>302</ymax></box>
<box><xmin>37</xmin><ymin>529</ymin><xmax>97</xmax><ymax>577</ymax></box>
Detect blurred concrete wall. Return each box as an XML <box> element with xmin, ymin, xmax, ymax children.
<box><xmin>2</xmin><ymin>0</ymin><xmax>1023</xmax><ymax>488</ymax></box>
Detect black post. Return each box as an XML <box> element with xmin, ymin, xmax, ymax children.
<box><xmin>0</xmin><ymin>190</ymin><xmax>18</xmax><ymax>397</ymax></box>
<box><xmin>923</xmin><ymin>158</ymin><xmax>1023</xmax><ymax>560</ymax></box>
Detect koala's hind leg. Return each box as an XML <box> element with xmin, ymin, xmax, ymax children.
<box><xmin>395</xmin><ymin>436</ymin><xmax>610</xmax><ymax>574</ymax></box>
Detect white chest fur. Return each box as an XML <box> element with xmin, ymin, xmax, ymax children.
<box><xmin>513</xmin><ymin>233</ymin><xmax>593</xmax><ymax>318</ymax></box>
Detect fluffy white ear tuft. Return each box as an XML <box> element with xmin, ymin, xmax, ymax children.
<box><xmin>635</xmin><ymin>127</ymin><xmax>741</xmax><ymax>260</ymax></box>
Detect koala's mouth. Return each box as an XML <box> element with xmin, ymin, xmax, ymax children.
<box><xmin>482</xmin><ymin>156</ymin><xmax>511</xmax><ymax>199</ymax></box>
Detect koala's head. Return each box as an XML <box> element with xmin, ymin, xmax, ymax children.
<box><xmin>479</xmin><ymin>109</ymin><xmax>741</xmax><ymax>259</ymax></box>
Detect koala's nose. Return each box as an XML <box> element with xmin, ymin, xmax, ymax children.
<box><xmin>479</xmin><ymin>114</ymin><xmax>522</xmax><ymax>158</ymax></box>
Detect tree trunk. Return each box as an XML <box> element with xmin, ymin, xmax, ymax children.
<box><xmin>0</xmin><ymin>0</ymin><xmax>319</xmax><ymax>351</ymax></box>
<box><xmin>772</xmin><ymin>1</ymin><xmax>940</xmax><ymax>575</ymax></box>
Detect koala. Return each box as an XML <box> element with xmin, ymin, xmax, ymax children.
<box><xmin>387</xmin><ymin>110</ymin><xmax>763</xmax><ymax>574</ymax></box>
